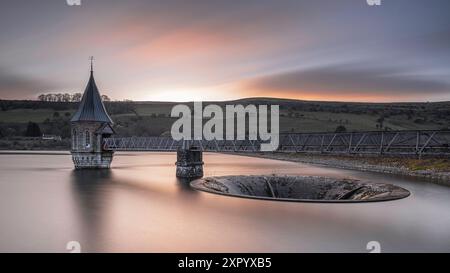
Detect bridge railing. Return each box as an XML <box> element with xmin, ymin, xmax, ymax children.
<box><xmin>103</xmin><ymin>130</ymin><xmax>450</xmax><ymax>157</ymax></box>
<box><xmin>103</xmin><ymin>137</ymin><xmax>262</xmax><ymax>152</ymax></box>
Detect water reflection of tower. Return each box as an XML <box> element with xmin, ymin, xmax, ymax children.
<box><xmin>70</xmin><ymin>169</ymin><xmax>112</xmax><ymax>252</ymax></box>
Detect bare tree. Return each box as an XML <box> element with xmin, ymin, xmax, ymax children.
<box><xmin>72</xmin><ymin>93</ymin><xmax>82</xmax><ymax>102</ymax></box>
<box><xmin>101</xmin><ymin>95</ymin><xmax>111</xmax><ymax>102</ymax></box>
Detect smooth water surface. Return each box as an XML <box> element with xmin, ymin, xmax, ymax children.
<box><xmin>0</xmin><ymin>152</ymin><xmax>449</xmax><ymax>252</ymax></box>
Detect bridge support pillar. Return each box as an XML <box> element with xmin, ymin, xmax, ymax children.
<box><xmin>176</xmin><ymin>145</ymin><xmax>204</xmax><ymax>179</ymax></box>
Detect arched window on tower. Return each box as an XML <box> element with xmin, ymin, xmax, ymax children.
<box><xmin>85</xmin><ymin>131</ymin><xmax>91</xmax><ymax>148</ymax></box>
<box><xmin>72</xmin><ymin>128</ymin><xmax>77</xmax><ymax>149</ymax></box>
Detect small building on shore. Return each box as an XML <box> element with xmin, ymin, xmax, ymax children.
<box><xmin>42</xmin><ymin>134</ymin><xmax>62</xmax><ymax>141</ymax></box>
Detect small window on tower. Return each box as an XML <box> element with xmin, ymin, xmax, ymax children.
<box><xmin>72</xmin><ymin>129</ymin><xmax>77</xmax><ymax>149</ymax></box>
<box><xmin>85</xmin><ymin>131</ymin><xmax>91</xmax><ymax>148</ymax></box>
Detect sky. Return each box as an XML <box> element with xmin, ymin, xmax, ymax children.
<box><xmin>0</xmin><ymin>0</ymin><xmax>449</xmax><ymax>102</ymax></box>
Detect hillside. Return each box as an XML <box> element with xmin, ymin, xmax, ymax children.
<box><xmin>0</xmin><ymin>98</ymin><xmax>449</xmax><ymax>144</ymax></box>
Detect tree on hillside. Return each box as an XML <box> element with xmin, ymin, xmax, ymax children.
<box><xmin>62</xmin><ymin>93</ymin><xmax>72</xmax><ymax>102</ymax></box>
<box><xmin>101</xmin><ymin>95</ymin><xmax>111</xmax><ymax>102</ymax></box>
<box><xmin>37</xmin><ymin>92</ymin><xmax>84</xmax><ymax>102</ymax></box>
<box><xmin>335</xmin><ymin>125</ymin><xmax>347</xmax><ymax>133</ymax></box>
<box><xmin>37</xmin><ymin>94</ymin><xmax>46</xmax><ymax>102</ymax></box>
<box><xmin>376</xmin><ymin>116</ymin><xmax>385</xmax><ymax>129</ymax></box>
<box><xmin>25</xmin><ymin>122</ymin><xmax>42</xmax><ymax>137</ymax></box>
<box><xmin>72</xmin><ymin>93</ymin><xmax>82</xmax><ymax>102</ymax></box>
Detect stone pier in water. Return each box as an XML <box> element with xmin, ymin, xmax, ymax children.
<box><xmin>176</xmin><ymin>141</ymin><xmax>204</xmax><ymax>178</ymax></box>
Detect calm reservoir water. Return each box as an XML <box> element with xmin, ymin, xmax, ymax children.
<box><xmin>0</xmin><ymin>152</ymin><xmax>449</xmax><ymax>252</ymax></box>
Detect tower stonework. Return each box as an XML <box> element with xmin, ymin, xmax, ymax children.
<box><xmin>70</xmin><ymin>62</ymin><xmax>115</xmax><ymax>169</ymax></box>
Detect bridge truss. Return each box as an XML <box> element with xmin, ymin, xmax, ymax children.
<box><xmin>103</xmin><ymin>130</ymin><xmax>450</xmax><ymax>157</ymax></box>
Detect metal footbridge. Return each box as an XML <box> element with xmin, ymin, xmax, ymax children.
<box><xmin>104</xmin><ymin>130</ymin><xmax>450</xmax><ymax>157</ymax></box>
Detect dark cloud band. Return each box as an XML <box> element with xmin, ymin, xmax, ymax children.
<box><xmin>245</xmin><ymin>64</ymin><xmax>450</xmax><ymax>98</ymax></box>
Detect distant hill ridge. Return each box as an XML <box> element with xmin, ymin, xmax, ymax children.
<box><xmin>0</xmin><ymin>98</ymin><xmax>449</xmax><ymax>141</ymax></box>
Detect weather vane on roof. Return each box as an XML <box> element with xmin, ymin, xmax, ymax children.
<box><xmin>90</xmin><ymin>56</ymin><xmax>94</xmax><ymax>72</ymax></box>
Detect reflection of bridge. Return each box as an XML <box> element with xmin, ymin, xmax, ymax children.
<box><xmin>104</xmin><ymin>130</ymin><xmax>450</xmax><ymax>157</ymax></box>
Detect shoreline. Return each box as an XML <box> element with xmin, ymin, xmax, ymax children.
<box><xmin>2</xmin><ymin>149</ymin><xmax>449</xmax><ymax>186</ymax></box>
<box><xmin>233</xmin><ymin>152</ymin><xmax>450</xmax><ymax>187</ymax></box>
<box><xmin>0</xmin><ymin>150</ymin><xmax>70</xmax><ymax>155</ymax></box>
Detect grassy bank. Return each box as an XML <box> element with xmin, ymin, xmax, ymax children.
<box><xmin>240</xmin><ymin>152</ymin><xmax>450</xmax><ymax>186</ymax></box>
<box><xmin>1</xmin><ymin>99</ymin><xmax>449</xmax><ymax>140</ymax></box>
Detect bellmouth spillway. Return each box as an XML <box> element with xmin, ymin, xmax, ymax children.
<box><xmin>191</xmin><ymin>175</ymin><xmax>411</xmax><ymax>203</ymax></box>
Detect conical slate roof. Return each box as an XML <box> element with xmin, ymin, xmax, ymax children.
<box><xmin>71</xmin><ymin>71</ymin><xmax>113</xmax><ymax>124</ymax></box>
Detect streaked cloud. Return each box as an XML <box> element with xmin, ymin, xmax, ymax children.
<box><xmin>0</xmin><ymin>68</ymin><xmax>60</xmax><ymax>100</ymax></box>
<box><xmin>242</xmin><ymin>64</ymin><xmax>450</xmax><ymax>102</ymax></box>
<box><xmin>0</xmin><ymin>0</ymin><xmax>449</xmax><ymax>102</ymax></box>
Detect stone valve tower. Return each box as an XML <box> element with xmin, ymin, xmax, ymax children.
<box><xmin>70</xmin><ymin>58</ymin><xmax>115</xmax><ymax>169</ymax></box>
